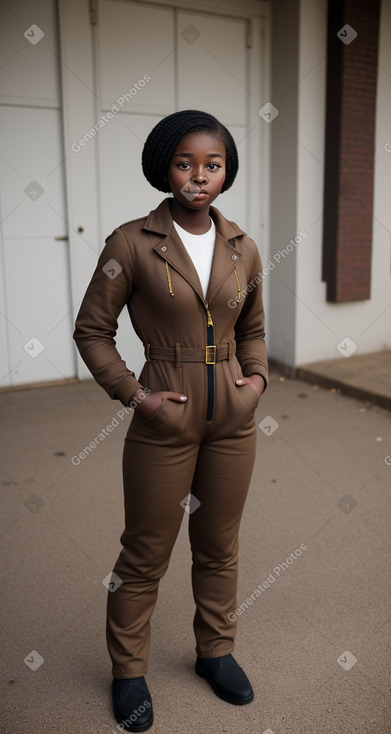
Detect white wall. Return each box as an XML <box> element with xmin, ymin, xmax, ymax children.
<box><xmin>267</xmin><ymin>0</ymin><xmax>391</xmax><ymax>369</ymax></box>
<box><xmin>294</xmin><ymin>0</ymin><xmax>391</xmax><ymax>365</ymax></box>
<box><xmin>267</xmin><ymin>0</ymin><xmax>300</xmax><ymax>370</ymax></box>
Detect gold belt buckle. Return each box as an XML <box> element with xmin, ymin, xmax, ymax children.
<box><xmin>205</xmin><ymin>345</ymin><xmax>216</xmax><ymax>365</ymax></box>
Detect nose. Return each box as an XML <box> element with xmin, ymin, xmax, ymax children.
<box><xmin>192</xmin><ymin>167</ymin><xmax>207</xmax><ymax>184</ymax></box>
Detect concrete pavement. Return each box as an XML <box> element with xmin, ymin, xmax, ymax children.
<box><xmin>297</xmin><ymin>349</ymin><xmax>391</xmax><ymax>410</ymax></box>
<box><xmin>0</xmin><ymin>370</ymin><xmax>390</xmax><ymax>733</ymax></box>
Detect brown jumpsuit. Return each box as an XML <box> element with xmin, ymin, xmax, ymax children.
<box><xmin>73</xmin><ymin>198</ymin><xmax>268</xmax><ymax>678</ymax></box>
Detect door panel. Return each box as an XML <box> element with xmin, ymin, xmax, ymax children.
<box><xmin>97</xmin><ymin>1</ymin><xmax>175</xmax><ymax>114</ymax></box>
<box><xmin>0</xmin><ymin>0</ymin><xmax>61</xmax><ymax>107</ymax></box>
<box><xmin>0</xmin><ymin>107</ymin><xmax>67</xmax><ymax>239</ymax></box>
<box><xmin>0</xmin><ymin>106</ymin><xmax>74</xmax><ymax>386</ymax></box>
<box><xmin>177</xmin><ymin>12</ymin><xmax>247</xmax><ymax>127</ymax></box>
<box><xmin>3</xmin><ymin>236</ymin><xmax>74</xmax><ymax>385</ymax></box>
<box><xmin>177</xmin><ymin>12</ymin><xmax>249</xmax><ymax>226</ymax></box>
<box><xmin>98</xmin><ymin>112</ymin><xmax>164</xmax><ymax>237</ymax></box>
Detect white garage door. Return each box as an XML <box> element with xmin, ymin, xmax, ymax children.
<box><xmin>0</xmin><ymin>0</ymin><xmax>75</xmax><ymax>388</ymax></box>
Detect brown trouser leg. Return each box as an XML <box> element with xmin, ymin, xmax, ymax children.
<box><xmin>189</xmin><ymin>430</ymin><xmax>256</xmax><ymax>658</ymax></box>
<box><xmin>106</xmin><ymin>374</ymin><xmax>257</xmax><ymax>678</ymax></box>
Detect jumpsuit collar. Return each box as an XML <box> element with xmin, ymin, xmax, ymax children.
<box><xmin>144</xmin><ymin>198</ymin><xmax>245</xmax><ymax>306</ymax></box>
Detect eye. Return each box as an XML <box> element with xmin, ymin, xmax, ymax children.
<box><xmin>177</xmin><ymin>162</ymin><xmax>191</xmax><ymax>170</ymax></box>
<box><xmin>207</xmin><ymin>163</ymin><xmax>221</xmax><ymax>171</ymax></box>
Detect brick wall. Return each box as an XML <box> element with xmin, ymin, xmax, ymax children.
<box><xmin>322</xmin><ymin>0</ymin><xmax>381</xmax><ymax>302</ymax></box>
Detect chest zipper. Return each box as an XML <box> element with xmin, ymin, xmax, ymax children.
<box><xmin>165</xmin><ymin>261</ymin><xmax>216</xmax><ymax>421</ymax></box>
<box><xmin>204</xmin><ymin>302</ymin><xmax>215</xmax><ymax>422</ymax></box>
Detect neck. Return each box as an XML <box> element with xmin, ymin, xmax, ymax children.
<box><xmin>170</xmin><ymin>200</ymin><xmax>211</xmax><ymax>234</ymax></box>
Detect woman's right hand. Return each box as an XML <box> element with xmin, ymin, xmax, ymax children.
<box><xmin>130</xmin><ymin>387</ymin><xmax>187</xmax><ymax>421</ymax></box>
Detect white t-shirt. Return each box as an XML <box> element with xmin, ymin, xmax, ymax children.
<box><xmin>173</xmin><ymin>218</ymin><xmax>216</xmax><ymax>297</ymax></box>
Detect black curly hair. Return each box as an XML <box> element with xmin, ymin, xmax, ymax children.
<box><xmin>141</xmin><ymin>109</ymin><xmax>238</xmax><ymax>193</ymax></box>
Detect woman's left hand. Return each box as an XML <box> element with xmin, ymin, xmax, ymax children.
<box><xmin>235</xmin><ymin>374</ymin><xmax>266</xmax><ymax>399</ymax></box>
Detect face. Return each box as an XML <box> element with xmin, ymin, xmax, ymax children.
<box><xmin>166</xmin><ymin>131</ymin><xmax>226</xmax><ymax>210</ymax></box>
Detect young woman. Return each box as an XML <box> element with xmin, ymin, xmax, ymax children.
<box><xmin>74</xmin><ymin>109</ymin><xmax>268</xmax><ymax>732</ymax></box>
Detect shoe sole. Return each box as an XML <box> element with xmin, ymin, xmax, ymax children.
<box><xmin>113</xmin><ymin>704</ymin><xmax>154</xmax><ymax>733</ymax></box>
<box><xmin>195</xmin><ymin>665</ymin><xmax>254</xmax><ymax>706</ymax></box>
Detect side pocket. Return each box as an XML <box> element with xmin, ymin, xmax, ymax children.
<box><xmin>141</xmin><ymin>397</ymin><xmax>166</xmax><ymax>423</ymax></box>
<box><xmin>237</xmin><ymin>383</ymin><xmax>260</xmax><ymax>411</ymax></box>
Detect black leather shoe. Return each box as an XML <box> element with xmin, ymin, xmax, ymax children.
<box><xmin>195</xmin><ymin>654</ymin><xmax>254</xmax><ymax>705</ymax></box>
<box><xmin>112</xmin><ymin>677</ymin><xmax>154</xmax><ymax>732</ymax></box>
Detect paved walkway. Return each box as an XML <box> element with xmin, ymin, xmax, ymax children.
<box><xmin>297</xmin><ymin>349</ymin><xmax>391</xmax><ymax>410</ymax></box>
<box><xmin>1</xmin><ymin>370</ymin><xmax>390</xmax><ymax>733</ymax></box>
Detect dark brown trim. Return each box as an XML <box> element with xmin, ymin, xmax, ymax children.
<box><xmin>322</xmin><ymin>0</ymin><xmax>381</xmax><ymax>302</ymax></box>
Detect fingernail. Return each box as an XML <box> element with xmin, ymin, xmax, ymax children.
<box><xmin>180</xmin><ymin>395</ymin><xmax>187</xmax><ymax>401</ymax></box>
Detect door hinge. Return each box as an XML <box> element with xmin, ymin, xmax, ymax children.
<box><xmin>89</xmin><ymin>0</ymin><xmax>97</xmax><ymax>25</ymax></box>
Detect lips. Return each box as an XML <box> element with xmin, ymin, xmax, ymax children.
<box><xmin>191</xmin><ymin>191</ymin><xmax>208</xmax><ymax>200</ymax></box>
<box><xmin>180</xmin><ymin>185</ymin><xmax>209</xmax><ymax>201</ymax></box>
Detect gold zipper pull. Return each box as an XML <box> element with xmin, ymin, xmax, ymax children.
<box><xmin>165</xmin><ymin>261</ymin><xmax>174</xmax><ymax>296</ymax></box>
<box><xmin>205</xmin><ymin>302</ymin><xmax>213</xmax><ymax>326</ymax></box>
<box><xmin>233</xmin><ymin>267</ymin><xmax>241</xmax><ymax>302</ymax></box>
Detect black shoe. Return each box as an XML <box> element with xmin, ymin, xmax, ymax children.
<box><xmin>195</xmin><ymin>654</ymin><xmax>254</xmax><ymax>705</ymax></box>
<box><xmin>112</xmin><ymin>677</ymin><xmax>154</xmax><ymax>732</ymax></box>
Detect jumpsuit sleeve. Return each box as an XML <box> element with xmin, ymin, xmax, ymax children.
<box><xmin>73</xmin><ymin>227</ymin><xmax>143</xmax><ymax>406</ymax></box>
<box><xmin>234</xmin><ymin>239</ymin><xmax>268</xmax><ymax>388</ymax></box>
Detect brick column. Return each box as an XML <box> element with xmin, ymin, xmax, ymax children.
<box><xmin>322</xmin><ymin>0</ymin><xmax>381</xmax><ymax>302</ymax></box>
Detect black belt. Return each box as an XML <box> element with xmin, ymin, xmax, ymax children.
<box><xmin>144</xmin><ymin>342</ymin><xmax>233</xmax><ymax>366</ymax></box>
